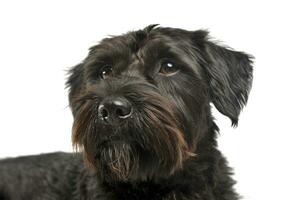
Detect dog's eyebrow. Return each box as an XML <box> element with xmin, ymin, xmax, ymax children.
<box><xmin>168</xmin><ymin>48</ymin><xmax>200</xmax><ymax>75</ymax></box>
<box><xmin>134</xmin><ymin>39</ymin><xmax>200</xmax><ymax>75</ymax></box>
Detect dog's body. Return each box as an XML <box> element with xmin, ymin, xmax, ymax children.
<box><xmin>0</xmin><ymin>25</ymin><xmax>253</xmax><ymax>200</ymax></box>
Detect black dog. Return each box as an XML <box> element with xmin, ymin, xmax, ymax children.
<box><xmin>0</xmin><ymin>25</ymin><xmax>253</xmax><ymax>200</ymax></box>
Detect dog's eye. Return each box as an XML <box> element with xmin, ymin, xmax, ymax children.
<box><xmin>100</xmin><ymin>65</ymin><xmax>113</xmax><ymax>79</ymax></box>
<box><xmin>159</xmin><ymin>61</ymin><xmax>179</xmax><ymax>76</ymax></box>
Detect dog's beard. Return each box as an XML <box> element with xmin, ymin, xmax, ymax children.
<box><xmin>72</xmin><ymin>89</ymin><xmax>193</xmax><ymax>182</ymax></box>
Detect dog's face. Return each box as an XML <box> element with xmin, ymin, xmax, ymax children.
<box><xmin>67</xmin><ymin>25</ymin><xmax>253</xmax><ymax>182</ymax></box>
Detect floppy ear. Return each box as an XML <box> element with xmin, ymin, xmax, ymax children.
<box><xmin>66</xmin><ymin>63</ymin><xmax>84</xmax><ymax>116</ymax></box>
<box><xmin>193</xmin><ymin>31</ymin><xmax>253</xmax><ymax>126</ymax></box>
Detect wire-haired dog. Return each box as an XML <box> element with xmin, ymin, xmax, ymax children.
<box><xmin>0</xmin><ymin>25</ymin><xmax>253</xmax><ymax>200</ymax></box>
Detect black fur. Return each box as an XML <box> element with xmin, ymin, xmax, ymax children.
<box><xmin>0</xmin><ymin>25</ymin><xmax>253</xmax><ymax>200</ymax></box>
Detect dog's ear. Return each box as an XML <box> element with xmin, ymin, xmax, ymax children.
<box><xmin>193</xmin><ymin>30</ymin><xmax>253</xmax><ymax>126</ymax></box>
<box><xmin>66</xmin><ymin>63</ymin><xmax>84</xmax><ymax>116</ymax></box>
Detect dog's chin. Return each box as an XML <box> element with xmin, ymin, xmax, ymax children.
<box><xmin>83</xmin><ymin>138</ymin><xmax>186</xmax><ymax>183</ymax></box>
<box><xmin>93</xmin><ymin>142</ymin><xmax>137</xmax><ymax>182</ymax></box>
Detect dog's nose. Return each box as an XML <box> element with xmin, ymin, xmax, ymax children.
<box><xmin>98</xmin><ymin>97</ymin><xmax>132</xmax><ymax>124</ymax></box>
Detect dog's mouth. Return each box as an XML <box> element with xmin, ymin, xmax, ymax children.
<box><xmin>71</xmin><ymin>88</ymin><xmax>193</xmax><ymax>182</ymax></box>
<box><xmin>98</xmin><ymin>138</ymin><xmax>136</xmax><ymax>147</ymax></box>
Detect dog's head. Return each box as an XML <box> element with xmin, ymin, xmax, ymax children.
<box><xmin>66</xmin><ymin>25</ymin><xmax>253</xmax><ymax>182</ymax></box>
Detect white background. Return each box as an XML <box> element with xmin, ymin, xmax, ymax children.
<box><xmin>0</xmin><ymin>1</ymin><xmax>300</xmax><ymax>199</ymax></box>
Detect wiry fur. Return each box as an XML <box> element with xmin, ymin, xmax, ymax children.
<box><xmin>72</xmin><ymin>81</ymin><xmax>191</xmax><ymax>182</ymax></box>
<box><xmin>0</xmin><ymin>25</ymin><xmax>253</xmax><ymax>200</ymax></box>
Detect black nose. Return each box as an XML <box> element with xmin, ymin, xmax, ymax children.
<box><xmin>98</xmin><ymin>97</ymin><xmax>132</xmax><ymax>124</ymax></box>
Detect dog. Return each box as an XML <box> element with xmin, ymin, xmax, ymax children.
<box><xmin>0</xmin><ymin>25</ymin><xmax>253</xmax><ymax>200</ymax></box>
